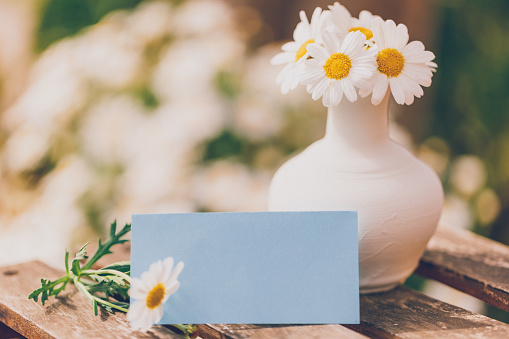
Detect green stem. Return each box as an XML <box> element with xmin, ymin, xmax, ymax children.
<box><xmin>82</xmin><ymin>269</ymin><xmax>132</xmax><ymax>283</ymax></box>
<box><xmin>94</xmin><ymin>296</ymin><xmax>129</xmax><ymax>313</ymax></box>
<box><xmin>49</xmin><ymin>276</ymin><xmax>71</xmax><ymax>291</ymax></box>
<box><xmin>74</xmin><ymin>279</ymin><xmax>129</xmax><ymax>313</ymax></box>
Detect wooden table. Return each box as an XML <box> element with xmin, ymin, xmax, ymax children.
<box><xmin>1</xmin><ymin>226</ymin><xmax>509</xmax><ymax>338</ymax></box>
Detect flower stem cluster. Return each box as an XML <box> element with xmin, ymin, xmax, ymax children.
<box><xmin>28</xmin><ymin>221</ymin><xmax>132</xmax><ymax>315</ymax></box>
<box><xmin>272</xmin><ymin>1</ymin><xmax>437</xmax><ymax>106</ymax></box>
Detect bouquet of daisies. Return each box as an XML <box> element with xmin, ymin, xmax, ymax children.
<box><xmin>271</xmin><ymin>2</ymin><xmax>437</xmax><ymax>107</ymax></box>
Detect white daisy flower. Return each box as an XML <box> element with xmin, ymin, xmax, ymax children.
<box><xmin>271</xmin><ymin>7</ymin><xmax>329</xmax><ymax>94</ymax></box>
<box><xmin>328</xmin><ymin>2</ymin><xmax>381</xmax><ymax>44</ymax></box>
<box><xmin>301</xmin><ymin>30</ymin><xmax>376</xmax><ymax>107</ymax></box>
<box><xmin>127</xmin><ymin>257</ymin><xmax>184</xmax><ymax>332</ymax></box>
<box><xmin>361</xmin><ymin>18</ymin><xmax>437</xmax><ymax>105</ymax></box>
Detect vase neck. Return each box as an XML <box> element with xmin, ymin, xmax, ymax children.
<box><xmin>325</xmin><ymin>94</ymin><xmax>390</xmax><ymax>152</ymax></box>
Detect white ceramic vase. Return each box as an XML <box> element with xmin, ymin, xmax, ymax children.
<box><xmin>268</xmin><ymin>94</ymin><xmax>444</xmax><ymax>294</ymax></box>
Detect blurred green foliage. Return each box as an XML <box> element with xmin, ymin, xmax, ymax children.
<box><xmin>37</xmin><ymin>0</ymin><xmax>145</xmax><ymax>51</ymax></box>
<box><xmin>432</xmin><ymin>0</ymin><xmax>509</xmax><ymax>323</ymax></box>
<box><xmin>433</xmin><ymin>0</ymin><xmax>509</xmax><ymax>237</ymax></box>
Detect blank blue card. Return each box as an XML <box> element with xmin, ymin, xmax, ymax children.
<box><xmin>131</xmin><ymin>211</ymin><xmax>359</xmax><ymax>324</ymax></box>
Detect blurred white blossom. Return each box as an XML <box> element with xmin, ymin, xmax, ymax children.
<box><xmin>127</xmin><ymin>1</ymin><xmax>172</xmax><ymax>43</ymax></box>
<box><xmin>475</xmin><ymin>188</ymin><xmax>501</xmax><ymax>226</ymax></box>
<box><xmin>3</xmin><ymin>127</ymin><xmax>51</xmax><ymax>173</ymax></box>
<box><xmin>171</xmin><ymin>0</ymin><xmax>235</xmax><ymax>36</ymax></box>
<box><xmin>439</xmin><ymin>194</ymin><xmax>473</xmax><ymax>230</ymax></box>
<box><xmin>193</xmin><ymin>160</ymin><xmax>269</xmax><ymax>212</ymax></box>
<box><xmin>233</xmin><ymin>98</ymin><xmax>284</xmax><ymax>141</ymax></box>
<box><xmin>450</xmin><ymin>155</ymin><xmax>486</xmax><ymax>198</ymax></box>
<box><xmin>79</xmin><ymin>95</ymin><xmax>147</xmax><ymax>164</ymax></box>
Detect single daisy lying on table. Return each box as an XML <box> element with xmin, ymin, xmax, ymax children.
<box><xmin>128</xmin><ymin>257</ymin><xmax>184</xmax><ymax>332</ymax></box>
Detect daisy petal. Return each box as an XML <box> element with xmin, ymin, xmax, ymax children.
<box><xmin>165</xmin><ymin>261</ymin><xmax>184</xmax><ymax>285</ymax></box>
<box><xmin>402</xmin><ymin>41</ymin><xmax>435</xmax><ymax>63</ymax></box>
<box><xmin>127</xmin><ymin>300</ymin><xmax>144</xmax><ymax>321</ymax></box>
<box><xmin>342</xmin><ymin>79</ymin><xmax>357</xmax><ymax>102</ymax></box>
<box><xmin>294</xmin><ymin>14</ymin><xmax>309</xmax><ymax>41</ymax></box>
<box><xmin>331</xmin><ymin>84</ymin><xmax>343</xmax><ymax>106</ymax></box>
<box><xmin>311</xmin><ymin>78</ymin><xmax>329</xmax><ymax>101</ymax></box>
<box><xmin>299</xmin><ymin>10</ymin><xmax>309</xmax><ymax>26</ymax></box>
<box><xmin>280</xmin><ymin>67</ymin><xmax>298</xmax><ymax>94</ymax></box>
<box><xmin>394</xmin><ymin>23</ymin><xmax>409</xmax><ymax>50</ymax></box>
<box><xmin>341</xmin><ymin>31</ymin><xmax>366</xmax><ymax>55</ymax></box>
<box><xmin>301</xmin><ymin>70</ymin><xmax>325</xmax><ymax>86</ymax></box>
<box><xmin>328</xmin><ymin>2</ymin><xmax>352</xmax><ymax>34</ymax></box>
<box><xmin>309</xmin><ymin>7</ymin><xmax>323</xmax><ymax>37</ymax></box>
<box><xmin>359</xmin><ymin>87</ymin><xmax>371</xmax><ymax>98</ymax></box>
<box><xmin>322</xmin><ymin>29</ymin><xmax>341</xmax><ymax>54</ymax></box>
<box><xmin>384</xmin><ymin>20</ymin><xmax>397</xmax><ymax>48</ymax></box>
<box><xmin>402</xmin><ymin>64</ymin><xmax>433</xmax><ymax>87</ymax></box>
<box><xmin>323</xmin><ymin>89</ymin><xmax>334</xmax><ymax>107</ymax></box>
<box><xmin>371</xmin><ymin>74</ymin><xmax>389</xmax><ymax>105</ymax></box>
<box><xmin>399</xmin><ymin>73</ymin><xmax>424</xmax><ymax>97</ymax></box>
<box><xmin>371</xmin><ymin>18</ymin><xmax>386</xmax><ymax>49</ymax></box>
<box><xmin>281</xmin><ymin>41</ymin><xmax>299</xmax><ymax>52</ymax></box>
<box><xmin>405</xmin><ymin>50</ymin><xmax>435</xmax><ymax>64</ymax></box>
<box><xmin>161</xmin><ymin>257</ymin><xmax>175</xmax><ymax>282</ymax></box>
<box><xmin>153</xmin><ymin>306</ymin><xmax>164</xmax><ymax>324</ymax></box>
<box><xmin>130</xmin><ymin>280</ymin><xmax>149</xmax><ymax>299</ymax></box>
<box><xmin>306</xmin><ymin>43</ymin><xmax>329</xmax><ymax>60</ymax></box>
<box><xmin>404</xmin><ymin>89</ymin><xmax>415</xmax><ymax>105</ymax></box>
<box><xmin>166</xmin><ymin>281</ymin><xmax>181</xmax><ymax>297</ymax></box>
<box><xmin>389</xmin><ymin>77</ymin><xmax>406</xmax><ymax>105</ymax></box>
<box><xmin>402</xmin><ymin>40</ymin><xmax>424</xmax><ymax>54</ymax></box>
<box><xmin>270</xmin><ymin>52</ymin><xmax>292</xmax><ymax>65</ymax></box>
<box><xmin>141</xmin><ymin>270</ymin><xmax>157</xmax><ymax>289</ymax></box>
<box><xmin>322</xmin><ymin>87</ymin><xmax>333</xmax><ymax>107</ymax></box>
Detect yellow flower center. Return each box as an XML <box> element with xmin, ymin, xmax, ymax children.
<box><xmin>377</xmin><ymin>48</ymin><xmax>405</xmax><ymax>77</ymax></box>
<box><xmin>146</xmin><ymin>283</ymin><xmax>165</xmax><ymax>309</ymax></box>
<box><xmin>295</xmin><ymin>39</ymin><xmax>315</xmax><ymax>62</ymax></box>
<box><xmin>348</xmin><ymin>27</ymin><xmax>373</xmax><ymax>40</ymax></box>
<box><xmin>323</xmin><ymin>53</ymin><xmax>352</xmax><ymax>80</ymax></box>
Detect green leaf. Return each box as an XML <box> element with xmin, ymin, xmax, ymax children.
<box><xmin>71</xmin><ymin>242</ymin><xmax>89</xmax><ymax>277</ymax></box>
<box><xmin>81</xmin><ymin>222</ymin><xmax>131</xmax><ymax>271</ymax></box>
<box><xmin>28</xmin><ymin>277</ymin><xmax>69</xmax><ymax>306</ymax></box>
<box><xmin>100</xmin><ymin>262</ymin><xmax>130</xmax><ymax>274</ymax></box>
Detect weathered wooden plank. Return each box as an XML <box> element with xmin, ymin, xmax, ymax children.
<box><xmin>344</xmin><ymin>286</ymin><xmax>509</xmax><ymax>338</ymax></box>
<box><xmin>416</xmin><ymin>226</ymin><xmax>509</xmax><ymax>311</ymax></box>
<box><xmin>196</xmin><ymin>324</ymin><xmax>368</xmax><ymax>339</ymax></box>
<box><xmin>0</xmin><ymin>261</ymin><xmax>180</xmax><ymax>339</ymax></box>
<box><xmin>199</xmin><ymin>287</ymin><xmax>509</xmax><ymax>339</ymax></box>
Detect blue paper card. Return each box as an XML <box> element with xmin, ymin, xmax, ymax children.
<box><xmin>131</xmin><ymin>211</ymin><xmax>359</xmax><ymax>324</ymax></box>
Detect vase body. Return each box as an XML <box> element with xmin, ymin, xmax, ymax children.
<box><xmin>268</xmin><ymin>95</ymin><xmax>444</xmax><ymax>294</ymax></box>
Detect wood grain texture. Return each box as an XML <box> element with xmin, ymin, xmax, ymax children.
<box><xmin>0</xmin><ymin>261</ymin><xmax>180</xmax><ymax>339</ymax></box>
<box><xmin>196</xmin><ymin>324</ymin><xmax>368</xmax><ymax>339</ymax></box>
<box><xmin>198</xmin><ymin>287</ymin><xmax>509</xmax><ymax>339</ymax></box>
<box><xmin>345</xmin><ymin>286</ymin><xmax>509</xmax><ymax>338</ymax></box>
<box><xmin>416</xmin><ymin>226</ymin><xmax>509</xmax><ymax>311</ymax></box>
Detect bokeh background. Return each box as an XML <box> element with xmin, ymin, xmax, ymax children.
<box><xmin>0</xmin><ymin>0</ymin><xmax>508</xmax><ymax>322</ymax></box>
